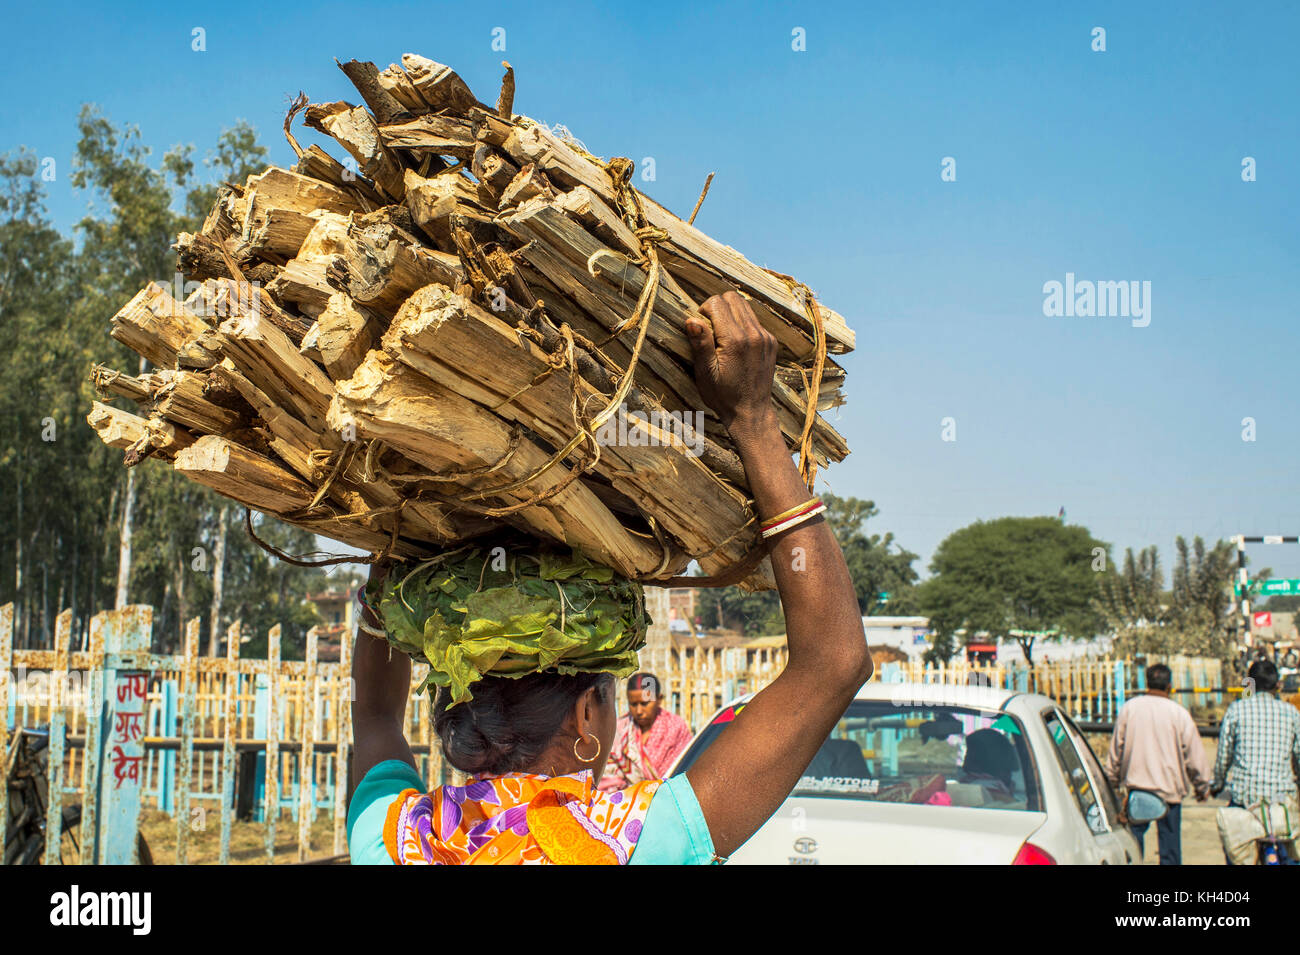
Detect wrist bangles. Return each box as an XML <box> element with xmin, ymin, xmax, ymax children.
<box><xmin>354</xmin><ymin>585</ymin><xmax>387</xmax><ymax>639</ymax></box>
<box><xmin>760</xmin><ymin>497</ymin><xmax>826</xmax><ymax>540</ymax></box>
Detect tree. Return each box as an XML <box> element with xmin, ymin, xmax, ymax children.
<box><xmin>0</xmin><ymin>105</ymin><xmax>332</xmax><ymax>656</ymax></box>
<box><xmin>823</xmin><ymin>493</ymin><xmax>920</xmax><ymax>615</ymax></box>
<box><xmin>1096</xmin><ymin>537</ymin><xmax>1241</xmax><ymax>665</ymax></box>
<box><xmin>697</xmin><ymin>495</ymin><xmax>917</xmax><ymax>636</ymax></box>
<box><xmin>917</xmin><ymin>516</ymin><xmax>1106</xmax><ymax>665</ymax></box>
<box><xmin>1261</xmin><ymin>594</ymin><xmax>1300</xmax><ymax>613</ymax></box>
<box><xmin>0</xmin><ymin>150</ymin><xmax>77</xmax><ymax>644</ymax></box>
<box><xmin>1096</xmin><ymin>545</ymin><xmax>1164</xmax><ymax>627</ymax></box>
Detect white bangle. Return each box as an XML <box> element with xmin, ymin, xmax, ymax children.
<box><xmin>760</xmin><ymin>502</ymin><xmax>826</xmax><ymax>539</ymax></box>
<box><xmin>354</xmin><ymin>586</ymin><xmax>386</xmax><ymax>638</ymax></box>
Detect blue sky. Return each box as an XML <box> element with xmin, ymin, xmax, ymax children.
<box><xmin>3</xmin><ymin>0</ymin><xmax>1298</xmax><ymax>580</ymax></box>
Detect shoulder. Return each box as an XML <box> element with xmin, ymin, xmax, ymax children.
<box><xmin>347</xmin><ymin>759</ymin><xmax>426</xmax><ymax>865</ymax></box>
<box><xmin>1120</xmin><ymin>694</ymin><xmax>1157</xmax><ymax>717</ymax></box>
<box><xmin>629</xmin><ymin>774</ymin><xmax>716</xmax><ymax>866</ymax></box>
<box><xmin>1271</xmin><ymin>695</ymin><xmax>1300</xmax><ymax>723</ymax></box>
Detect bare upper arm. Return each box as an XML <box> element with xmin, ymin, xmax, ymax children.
<box><xmin>684</xmin><ymin>656</ymin><xmax>868</xmax><ymax>858</ymax></box>
<box><xmin>351</xmin><ymin>713</ymin><xmax>417</xmax><ymax>790</ymax></box>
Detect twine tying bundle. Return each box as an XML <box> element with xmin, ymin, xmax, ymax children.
<box><xmin>243</xmin><ymin>143</ymin><xmax>829</xmax><ymax>588</ymax></box>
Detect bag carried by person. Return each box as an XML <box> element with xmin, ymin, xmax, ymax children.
<box><xmin>1216</xmin><ymin>795</ymin><xmax>1299</xmax><ymax>865</ymax></box>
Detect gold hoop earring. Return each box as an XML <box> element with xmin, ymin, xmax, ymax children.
<box><xmin>573</xmin><ymin>733</ymin><xmax>600</xmax><ymax>764</ymax></box>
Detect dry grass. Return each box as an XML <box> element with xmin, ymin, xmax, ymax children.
<box><xmin>136</xmin><ymin>807</ymin><xmax>345</xmax><ymax>865</ymax></box>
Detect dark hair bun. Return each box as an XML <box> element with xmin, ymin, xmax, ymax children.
<box><xmin>434</xmin><ymin>671</ymin><xmax>612</xmax><ymax>776</ymax></box>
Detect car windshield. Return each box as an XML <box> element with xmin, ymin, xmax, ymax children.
<box><xmin>672</xmin><ymin>699</ymin><xmax>1041</xmax><ymax>811</ymax></box>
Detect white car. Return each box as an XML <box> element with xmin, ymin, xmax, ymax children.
<box><xmin>667</xmin><ymin>681</ymin><xmax>1141</xmax><ymax>865</ymax></box>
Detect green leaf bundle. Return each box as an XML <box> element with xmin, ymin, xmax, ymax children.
<box><xmin>366</xmin><ymin>544</ymin><xmax>648</xmax><ymax>706</ymax></box>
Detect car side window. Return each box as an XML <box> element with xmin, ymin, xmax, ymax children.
<box><xmin>1059</xmin><ymin>710</ymin><xmax>1122</xmax><ymax>828</ymax></box>
<box><xmin>1042</xmin><ymin>709</ymin><xmax>1106</xmax><ymax>836</ymax></box>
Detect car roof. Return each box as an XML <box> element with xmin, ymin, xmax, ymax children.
<box><xmin>716</xmin><ymin>680</ymin><xmax>1024</xmax><ymax>715</ymax></box>
<box><xmin>853</xmin><ymin>680</ymin><xmax>1020</xmax><ymax>709</ymax></box>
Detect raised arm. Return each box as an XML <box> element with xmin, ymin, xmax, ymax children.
<box><xmin>351</xmin><ymin>561</ymin><xmax>417</xmax><ymax>788</ymax></box>
<box><xmin>682</xmin><ymin>291</ymin><xmax>872</xmax><ymax>858</ymax></box>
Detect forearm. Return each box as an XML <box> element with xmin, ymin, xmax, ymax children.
<box><xmin>352</xmin><ymin>628</ymin><xmax>411</xmax><ymax>723</ymax></box>
<box><xmin>732</xmin><ymin>409</ymin><xmax>868</xmax><ymax>680</ymax></box>
<box><xmin>350</xmin><ymin>630</ymin><xmax>416</xmax><ymax>786</ymax></box>
<box><xmin>1104</xmin><ymin>740</ymin><xmax>1122</xmax><ymax>788</ymax></box>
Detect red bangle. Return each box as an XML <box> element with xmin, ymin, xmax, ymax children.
<box><xmin>760</xmin><ymin>498</ymin><xmax>823</xmax><ymax>533</ymax></box>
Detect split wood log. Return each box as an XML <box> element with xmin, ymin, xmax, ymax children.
<box><xmin>216</xmin><ymin>303</ymin><xmax>335</xmax><ymax>433</ymax></box>
<box><xmin>399</xmin><ymin>55</ymin><xmax>485</xmax><ymax>113</ymax></box>
<box><xmin>329</xmin><ymin>215</ymin><xmax>464</xmax><ymax>314</ymax></box>
<box><xmin>304</xmin><ymin>103</ymin><xmax>407</xmax><ymax>201</ymax></box>
<box><xmin>110</xmin><ymin>283</ymin><xmax>214</xmax><ymax>369</ymax></box>
<box><xmin>403</xmin><ymin>168</ymin><xmax>485</xmax><ymax>248</ymax></box>
<box><xmin>301</xmin><ymin>292</ymin><xmax>382</xmax><ymax>380</ymax></box>
<box><xmin>91</xmin><ymin>364</ymin><xmax>164</xmax><ymax>405</ymax></box>
<box><xmin>337</xmin><ymin>59</ymin><xmax>414</xmax><ymax>126</ymax></box>
<box><xmin>379</xmin><ymin>284</ymin><xmax>760</xmax><ymax>581</ymax></box>
<box><xmin>379</xmin><ymin>115</ymin><xmax>478</xmax><ymax>159</ymax></box>
<box><xmin>88</xmin><ymin>401</ymin><xmax>150</xmax><ymax>450</ymax></box>
<box><xmin>152</xmin><ymin>371</ymin><xmax>246</xmax><ymax>434</ymax></box>
<box><xmin>91</xmin><ymin>50</ymin><xmax>855</xmax><ymax>587</ymax></box>
<box><xmin>328</xmin><ymin>350</ymin><xmax>686</xmax><ymax>579</ymax></box>
<box><xmin>174</xmin><ymin>436</ymin><xmax>316</xmax><ymax>514</ymax></box>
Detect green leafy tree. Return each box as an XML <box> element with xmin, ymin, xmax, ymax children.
<box><xmin>0</xmin><ymin>105</ymin><xmax>331</xmax><ymax>655</ymax></box>
<box><xmin>823</xmin><ymin>493</ymin><xmax>920</xmax><ymax>615</ymax></box>
<box><xmin>1096</xmin><ymin>537</ymin><xmax>1241</xmax><ymax>666</ymax></box>
<box><xmin>1096</xmin><ymin>545</ymin><xmax>1164</xmax><ymax>626</ymax></box>
<box><xmin>917</xmin><ymin>516</ymin><xmax>1106</xmax><ymax>665</ymax></box>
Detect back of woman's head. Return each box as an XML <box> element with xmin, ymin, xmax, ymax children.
<box><xmin>962</xmin><ymin>728</ymin><xmax>1017</xmax><ymax>786</ymax></box>
<box><xmin>433</xmin><ymin>670</ymin><xmax>613</xmax><ymax>776</ymax></box>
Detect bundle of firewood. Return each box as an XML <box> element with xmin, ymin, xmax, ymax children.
<box><xmin>88</xmin><ymin>54</ymin><xmax>854</xmax><ymax>588</ymax></box>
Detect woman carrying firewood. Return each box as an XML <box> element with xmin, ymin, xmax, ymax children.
<box><xmin>346</xmin><ymin>291</ymin><xmax>871</xmax><ymax>864</ymax></box>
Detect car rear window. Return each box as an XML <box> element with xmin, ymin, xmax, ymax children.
<box><xmin>673</xmin><ymin>700</ymin><xmax>1041</xmax><ymax>811</ymax></box>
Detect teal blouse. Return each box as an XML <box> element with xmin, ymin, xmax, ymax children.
<box><xmin>347</xmin><ymin>759</ymin><xmax>716</xmax><ymax>865</ymax></box>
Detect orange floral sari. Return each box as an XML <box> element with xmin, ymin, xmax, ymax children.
<box><xmin>383</xmin><ymin>770</ymin><xmax>659</xmax><ymax>865</ymax></box>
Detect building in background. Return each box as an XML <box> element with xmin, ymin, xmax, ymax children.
<box><xmin>668</xmin><ymin>588</ymin><xmax>698</xmax><ymax>635</ymax></box>
<box><xmin>305</xmin><ymin>590</ymin><xmax>353</xmax><ymax>663</ymax></box>
<box><xmin>862</xmin><ymin>616</ymin><xmax>931</xmax><ymax>660</ymax></box>
<box><xmin>643</xmin><ymin>586</ymin><xmax>672</xmax><ymax>658</ymax></box>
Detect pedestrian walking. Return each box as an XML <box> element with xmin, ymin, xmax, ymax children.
<box><xmin>1104</xmin><ymin>663</ymin><xmax>1211</xmax><ymax>864</ymax></box>
<box><xmin>1211</xmin><ymin>659</ymin><xmax>1300</xmax><ymax>863</ymax></box>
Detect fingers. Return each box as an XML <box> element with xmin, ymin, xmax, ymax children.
<box><xmin>700</xmin><ymin>290</ymin><xmax>774</xmax><ymax>351</ymax></box>
<box><xmin>700</xmin><ymin>290</ymin><xmax>747</xmax><ymax>346</ymax></box>
<box><xmin>684</xmin><ymin>313</ymin><xmax>718</xmax><ymax>379</ymax></box>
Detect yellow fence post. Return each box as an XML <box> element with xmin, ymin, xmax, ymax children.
<box><xmin>298</xmin><ymin>627</ymin><xmax>319</xmax><ymax>862</ymax></box>
<box><xmin>218</xmin><ymin>621</ymin><xmax>241</xmax><ymax>865</ymax></box>
<box><xmin>263</xmin><ymin>624</ymin><xmax>281</xmax><ymax>862</ymax></box>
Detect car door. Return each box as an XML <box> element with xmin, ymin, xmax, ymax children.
<box><xmin>1040</xmin><ymin>707</ymin><xmax>1132</xmax><ymax>864</ymax></box>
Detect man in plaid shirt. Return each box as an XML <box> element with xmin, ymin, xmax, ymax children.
<box><xmin>1212</xmin><ymin>659</ymin><xmax>1300</xmax><ymax>810</ymax></box>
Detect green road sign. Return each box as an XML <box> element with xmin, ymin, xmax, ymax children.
<box><xmin>1234</xmin><ymin>578</ymin><xmax>1300</xmax><ymax>597</ymax></box>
